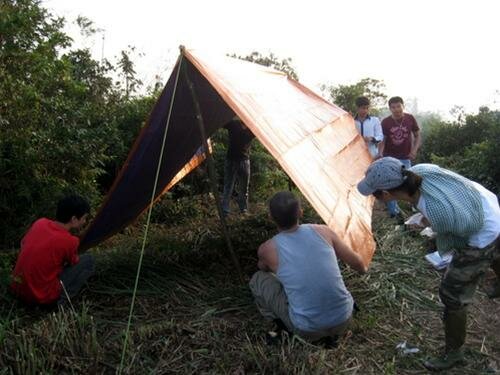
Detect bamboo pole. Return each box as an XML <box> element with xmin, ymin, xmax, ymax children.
<box><xmin>180</xmin><ymin>47</ymin><xmax>245</xmax><ymax>283</ymax></box>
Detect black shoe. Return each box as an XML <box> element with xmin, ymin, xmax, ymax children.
<box><xmin>265</xmin><ymin>330</ymin><xmax>282</xmax><ymax>345</ymax></box>
<box><xmin>319</xmin><ymin>335</ymin><xmax>339</xmax><ymax>349</ymax></box>
<box><xmin>273</xmin><ymin>318</ymin><xmax>290</xmax><ymax>333</ymax></box>
<box><xmin>265</xmin><ymin>319</ymin><xmax>292</xmax><ymax>345</ymax></box>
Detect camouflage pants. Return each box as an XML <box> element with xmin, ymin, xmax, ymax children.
<box><xmin>439</xmin><ymin>237</ymin><xmax>500</xmax><ymax>310</ymax></box>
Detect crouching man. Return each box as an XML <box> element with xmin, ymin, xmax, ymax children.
<box><xmin>249</xmin><ymin>191</ymin><xmax>367</xmax><ymax>342</ymax></box>
<box><xmin>11</xmin><ymin>195</ymin><xmax>95</xmax><ymax>307</ymax></box>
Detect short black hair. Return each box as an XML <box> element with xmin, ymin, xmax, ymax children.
<box><xmin>388</xmin><ymin>96</ymin><xmax>404</xmax><ymax>106</ymax></box>
<box><xmin>355</xmin><ymin>96</ymin><xmax>370</xmax><ymax>107</ymax></box>
<box><xmin>269</xmin><ymin>191</ymin><xmax>300</xmax><ymax>229</ymax></box>
<box><xmin>56</xmin><ymin>195</ymin><xmax>90</xmax><ymax>223</ymax></box>
<box><xmin>387</xmin><ymin>170</ymin><xmax>422</xmax><ymax>197</ymax></box>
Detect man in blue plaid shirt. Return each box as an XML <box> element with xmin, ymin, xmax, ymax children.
<box><xmin>358</xmin><ymin>157</ymin><xmax>500</xmax><ymax>371</ymax></box>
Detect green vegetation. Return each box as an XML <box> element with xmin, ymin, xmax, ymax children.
<box><xmin>419</xmin><ymin>107</ymin><xmax>500</xmax><ymax>193</ymax></box>
<box><xmin>322</xmin><ymin>78</ymin><xmax>387</xmax><ymax>115</ymax></box>
<box><xmin>1</xmin><ymin>1</ymin><xmax>499</xmax><ymax>373</ymax></box>
<box><xmin>230</xmin><ymin>51</ymin><xmax>299</xmax><ymax>81</ymax></box>
<box><xmin>0</xmin><ymin>202</ymin><xmax>498</xmax><ymax>373</ymax></box>
<box><xmin>0</xmin><ymin>0</ymin><xmax>153</xmax><ymax>246</ymax></box>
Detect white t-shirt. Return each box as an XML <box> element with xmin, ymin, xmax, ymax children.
<box><xmin>468</xmin><ymin>182</ymin><xmax>500</xmax><ymax>248</ymax></box>
<box><xmin>417</xmin><ymin>183</ymin><xmax>500</xmax><ymax>249</ymax></box>
<box><xmin>354</xmin><ymin>116</ymin><xmax>383</xmax><ymax>158</ymax></box>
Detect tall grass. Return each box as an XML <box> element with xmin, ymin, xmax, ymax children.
<box><xmin>0</xmin><ymin>201</ymin><xmax>498</xmax><ymax>373</ymax></box>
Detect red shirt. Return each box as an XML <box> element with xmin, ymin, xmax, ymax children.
<box><xmin>11</xmin><ymin>218</ymin><xmax>80</xmax><ymax>304</ymax></box>
<box><xmin>381</xmin><ymin>113</ymin><xmax>419</xmax><ymax>159</ymax></box>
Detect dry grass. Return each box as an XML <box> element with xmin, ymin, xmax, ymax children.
<box><xmin>0</xmin><ymin>199</ymin><xmax>499</xmax><ymax>374</ymax></box>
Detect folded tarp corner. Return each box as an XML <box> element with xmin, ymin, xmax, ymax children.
<box><xmin>81</xmin><ymin>48</ymin><xmax>376</xmax><ymax>266</ymax></box>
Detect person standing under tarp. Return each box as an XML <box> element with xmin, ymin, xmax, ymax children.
<box><xmin>221</xmin><ymin>117</ymin><xmax>255</xmax><ymax>217</ymax></box>
<box><xmin>354</xmin><ymin>96</ymin><xmax>383</xmax><ymax>158</ymax></box>
<box><xmin>357</xmin><ymin>157</ymin><xmax>500</xmax><ymax>371</ymax></box>
<box><xmin>377</xmin><ymin>96</ymin><xmax>421</xmax><ymax>219</ymax></box>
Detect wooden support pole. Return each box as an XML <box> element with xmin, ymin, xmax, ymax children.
<box><xmin>180</xmin><ymin>48</ymin><xmax>245</xmax><ymax>283</ymax></box>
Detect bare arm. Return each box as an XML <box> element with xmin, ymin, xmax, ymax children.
<box><xmin>257</xmin><ymin>240</ymin><xmax>279</xmax><ymax>273</ymax></box>
<box><xmin>377</xmin><ymin>139</ymin><xmax>385</xmax><ymax>159</ymax></box>
<box><xmin>331</xmin><ymin>231</ymin><xmax>368</xmax><ymax>274</ymax></box>
<box><xmin>312</xmin><ymin>225</ymin><xmax>367</xmax><ymax>274</ymax></box>
<box><xmin>373</xmin><ymin>118</ymin><xmax>384</xmax><ymax>143</ymax></box>
<box><xmin>409</xmin><ymin>129</ymin><xmax>421</xmax><ymax>160</ymax></box>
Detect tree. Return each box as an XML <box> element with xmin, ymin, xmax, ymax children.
<box><xmin>322</xmin><ymin>78</ymin><xmax>387</xmax><ymax>115</ymax></box>
<box><xmin>118</xmin><ymin>46</ymin><xmax>143</xmax><ymax>98</ymax></box>
<box><xmin>229</xmin><ymin>51</ymin><xmax>299</xmax><ymax>81</ymax></box>
<box><xmin>421</xmin><ymin>107</ymin><xmax>500</xmax><ymax>193</ymax></box>
<box><xmin>0</xmin><ymin>0</ymin><xmax>151</xmax><ymax>246</ymax></box>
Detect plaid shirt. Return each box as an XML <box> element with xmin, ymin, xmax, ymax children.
<box><xmin>410</xmin><ymin>164</ymin><xmax>484</xmax><ymax>255</ymax></box>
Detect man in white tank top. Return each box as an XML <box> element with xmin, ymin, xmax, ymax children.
<box><xmin>249</xmin><ymin>191</ymin><xmax>367</xmax><ymax>342</ymax></box>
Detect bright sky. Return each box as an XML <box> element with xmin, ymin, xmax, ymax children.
<box><xmin>44</xmin><ymin>0</ymin><xmax>500</xmax><ymax>116</ymax></box>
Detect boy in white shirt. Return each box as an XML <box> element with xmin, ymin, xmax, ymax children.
<box><xmin>354</xmin><ymin>96</ymin><xmax>383</xmax><ymax>158</ymax></box>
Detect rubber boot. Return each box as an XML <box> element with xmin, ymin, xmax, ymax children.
<box><xmin>424</xmin><ymin>308</ymin><xmax>466</xmax><ymax>371</ymax></box>
<box><xmin>487</xmin><ymin>258</ymin><xmax>500</xmax><ymax>299</ymax></box>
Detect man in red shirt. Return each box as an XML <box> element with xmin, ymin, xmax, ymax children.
<box><xmin>11</xmin><ymin>195</ymin><xmax>95</xmax><ymax>306</ymax></box>
<box><xmin>377</xmin><ymin>96</ymin><xmax>421</xmax><ymax>219</ymax></box>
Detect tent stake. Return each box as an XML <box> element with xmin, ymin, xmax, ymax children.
<box><xmin>180</xmin><ymin>54</ymin><xmax>245</xmax><ymax>284</ymax></box>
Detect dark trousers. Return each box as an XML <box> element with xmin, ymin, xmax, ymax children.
<box><xmin>221</xmin><ymin>158</ymin><xmax>250</xmax><ymax>214</ymax></box>
<box><xmin>58</xmin><ymin>254</ymin><xmax>95</xmax><ymax>304</ymax></box>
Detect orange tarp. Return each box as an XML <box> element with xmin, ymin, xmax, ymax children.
<box><xmin>184</xmin><ymin>50</ymin><xmax>375</xmax><ymax>265</ymax></box>
<box><xmin>82</xmin><ymin>48</ymin><xmax>375</xmax><ymax>266</ymax></box>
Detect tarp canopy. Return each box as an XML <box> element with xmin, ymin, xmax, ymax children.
<box><xmin>81</xmin><ymin>48</ymin><xmax>376</xmax><ymax>266</ymax></box>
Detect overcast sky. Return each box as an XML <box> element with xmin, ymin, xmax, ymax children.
<box><xmin>44</xmin><ymin>0</ymin><xmax>500</xmax><ymax>117</ymax></box>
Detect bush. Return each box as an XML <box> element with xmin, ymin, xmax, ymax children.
<box><xmin>0</xmin><ymin>1</ymin><xmax>156</xmax><ymax>246</ymax></box>
<box><xmin>420</xmin><ymin>107</ymin><xmax>500</xmax><ymax>193</ymax></box>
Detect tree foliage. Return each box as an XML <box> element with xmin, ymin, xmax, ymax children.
<box><xmin>0</xmin><ymin>0</ymin><xmax>151</xmax><ymax>246</ymax></box>
<box><xmin>0</xmin><ymin>1</ymin><xmax>498</xmax><ymax>248</ymax></box>
<box><xmin>322</xmin><ymin>78</ymin><xmax>387</xmax><ymax>115</ymax></box>
<box><xmin>118</xmin><ymin>46</ymin><xmax>143</xmax><ymax>98</ymax></box>
<box><xmin>420</xmin><ymin>107</ymin><xmax>500</xmax><ymax>193</ymax></box>
<box><xmin>230</xmin><ymin>51</ymin><xmax>299</xmax><ymax>81</ymax></box>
